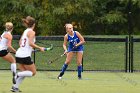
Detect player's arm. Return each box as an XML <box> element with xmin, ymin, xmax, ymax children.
<box><xmin>75</xmin><ymin>31</ymin><xmax>85</xmax><ymax>47</ymax></box>
<box><xmin>63</xmin><ymin>34</ymin><xmax>68</xmax><ymax>53</ymax></box>
<box><xmin>27</xmin><ymin>30</ymin><xmax>44</xmax><ymax>51</ymax></box>
<box><xmin>4</xmin><ymin>33</ymin><xmax>16</xmax><ymax>53</ymax></box>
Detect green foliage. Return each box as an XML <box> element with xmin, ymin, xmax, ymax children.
<box><xmin>99</xmin><ymin>11</ymin><xmax>127</xmax><ymax>24</ymax></box>
<box><xmin>0</xmin><ymin>0</ymin><xmax>140</xmax><ymax>35</ymax></box>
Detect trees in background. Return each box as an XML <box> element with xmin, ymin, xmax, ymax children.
<box><xmin>0</xmin><ymin>0</ymin><xmax>140</xmax><ymax>35</ymax></box>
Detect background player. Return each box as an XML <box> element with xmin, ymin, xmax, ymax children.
<box><xmin>0</xmin><ymin>22</ymin><xmax>17</xmax><ymax>84</ymax></box>
<box><xmin>57</xmin><ymin>23</ymin><xmax>85</xmax><ymax>79</ymax></box>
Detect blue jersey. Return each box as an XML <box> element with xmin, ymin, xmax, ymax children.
<box><xmin>67</xmin><ymin>31</ymin><xmax>84</xmax><ymax>52</ymax></box>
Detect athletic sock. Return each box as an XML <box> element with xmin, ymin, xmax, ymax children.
<box><xmin>60</xmin><ymin>63</ymin><xmax>68</xmax><ymax>76</ymax></box>
<box><xmin>11</xmin><ymin>63</ymin><xmax>16</xmax><ymax>74</ymax></box>
<box><xmin>12</xmin><ymin>71</ymin><xmax>33</xmax><ymax>89</ymax></box>
<box><xmin>17</xmin><ymin>71</ymin><xmax>33</xmax><ymax>77</ymax></box>
<box><xmin>78</xmin><ymin>65</ymin><xmax>82</xmax><ymax>77</ymax></box>
<box><xmin>14</xmin><ymin>76</ymin><xmax>25</xmax><ymax>88</ymax></box>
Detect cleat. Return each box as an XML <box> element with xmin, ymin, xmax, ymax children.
<box><xmin>78</xmin><ymin>77</ymin><xmax>82</xmax><ymax>80</ymax></box>
<box><xmin>10</xmin><ymin>86</ymin><xmax>22</xmax><ymax>92</ymax></box>
<box><xmin>57</xmin><ymin>76</ymin><xmax>62</xmax><ymax>80</ymax></box>
<box><xmin>57</xmin><ymin>72</ymin><xmax>64</xmax><ymax>79</ymax></box>
<box><xmin>78</xmin><ymin>75</ymin><xmax>82</xmax><ymax>80</ymax></box>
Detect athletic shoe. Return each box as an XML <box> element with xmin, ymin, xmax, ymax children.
<box><xmin>78</xmin><ymin>75</ymin><xmax>82</xmax><ymax>80</ymax></box>
<box><xmin>10</xmin><ymin>86</ymin><xmax>22</xmax><ymax>92</ymax></box>
<box><xmin>57</xmin><ymin>72</ymin><xmax>64</xmax><ymax>79</ymax></box>
<box><xmin>57</xmin><ymin>76</ymin><xmax>62</xmax><ymax>79</ymax></box>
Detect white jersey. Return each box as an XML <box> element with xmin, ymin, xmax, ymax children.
<box><xmin>16</xmin><ymin>28</ymin><xmax>35</xmax><ymax>57</ymax></box>
<box><xmin>0</xmin><ymin>31</ymin><xmax>10</xmax><ymax>50</ymax></box>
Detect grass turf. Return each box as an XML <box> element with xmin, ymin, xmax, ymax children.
<box><xmin>0</xmin><ymin>70</ymin><xmax>140</xmax><ymax>93</ymax></box>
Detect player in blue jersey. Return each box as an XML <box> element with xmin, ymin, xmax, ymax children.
<box><xmin>57</xmin><ymin>23</ymin><xmax>85</xmax><ymax>79</ymax></box>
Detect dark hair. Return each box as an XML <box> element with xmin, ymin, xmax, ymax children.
<box><xmin>22</xmin><ymin>16</ymin><xmax>35</xmax><ymax>27</ymax></box>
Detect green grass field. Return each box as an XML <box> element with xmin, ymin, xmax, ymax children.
<box><xmin>0</xmin><ymin>70</ymin><xmax>140</xmax><ymax>93</ymax></box>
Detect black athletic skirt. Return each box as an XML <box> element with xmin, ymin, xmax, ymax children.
<box><xmin>16</xmin><ymin>56</ymin><xmax>34</xmax><ymax>65</ymax></box>
<box><xmin>0</xmin><ymin>50</ymin><xmax>8</xmax><ymax>57</ymax></box>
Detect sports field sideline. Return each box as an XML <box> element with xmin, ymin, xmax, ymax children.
<box><xmin>0</xmin><ymin>70</ymin><xmax>140</xmax><ymax>93</ymax></box>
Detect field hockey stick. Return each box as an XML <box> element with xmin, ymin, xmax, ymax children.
<box><xmin>10</xmin><ymin>44</ymin><xmax>53</xmax><ymax>54</ymax></box>
<box><xmin>33</xmin><ymin>44</ymin><xmax>53</xmax><ymax>52</ymax></box>
<box><xmin>48</xmin><ymin>46</ymin><xmax>76</xmax><ymax>64</ymax></box>
<box><xmin>47</xmin><ymin>52</ymin><xmax>66</xmax><ymax>64</ymax></box>
<box><xmin>10</xmin><ymin>51</ymin><xmax>16</xmax><ymax>54</ymax></box>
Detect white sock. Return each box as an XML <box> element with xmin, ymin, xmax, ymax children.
<box><xmin>14</xmin><ymin>76</ymin><xmax>25</xmax><ymax>88</ymax></box>
<box><xmin>11</xmin><ymin>63</ymin><xmax>16</xmax><ymax>73</ymax></box>
<box><xmin>17</xmin><ymin>71</ymin><xmax>33</xmax><ymax>77</ymax></box>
